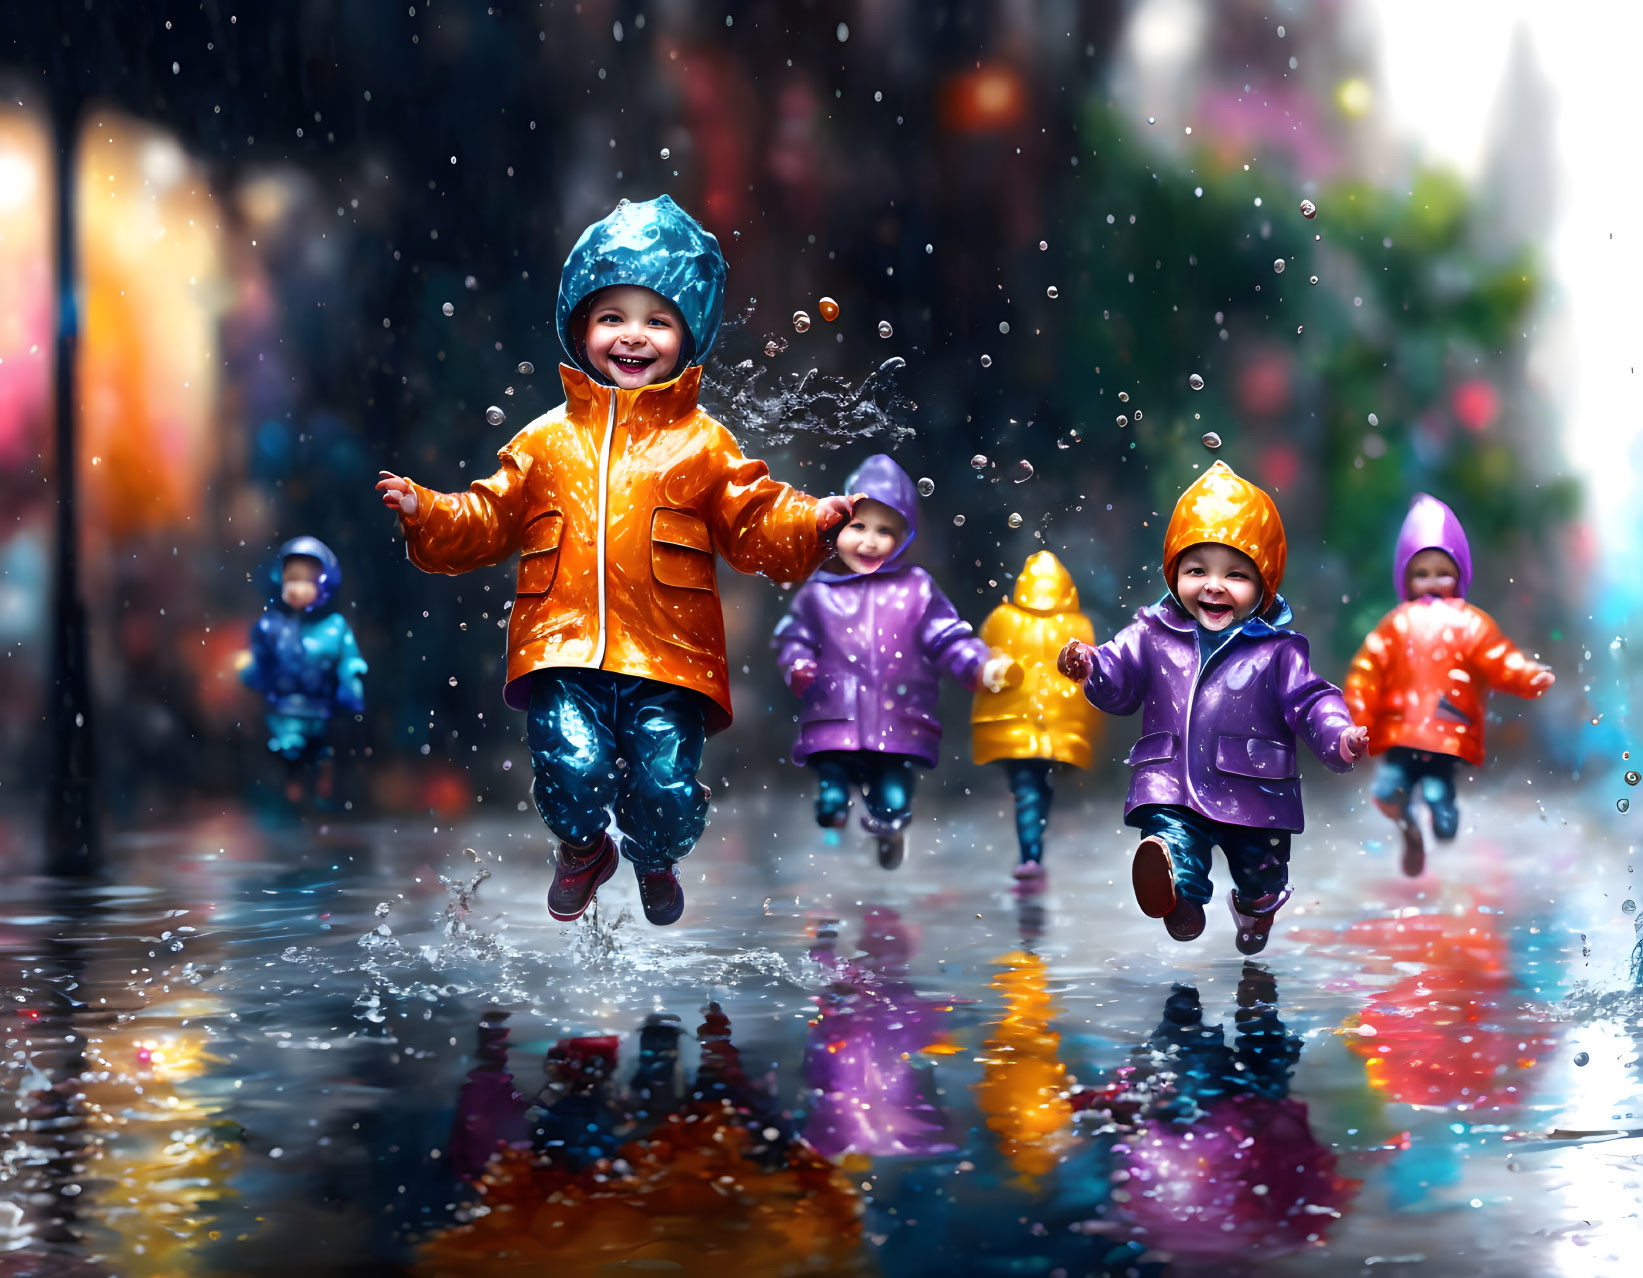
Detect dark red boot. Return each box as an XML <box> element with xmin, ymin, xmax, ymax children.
<box><xmin>547</xmin><ymin>833</ymin><xmax>618</xmax><ymax>921</ymax></box>
<box><xmin>634</xmin><ymin>862</ymin><xmax>685</xmax><ymax>926</ymax></box>
<box><xmin>1132</xmin><ymin>836</ymin><xmax>1178</xmax><ymax>918</ymax></box>
<box><xmin>1227</xmin><ymin>887</ymin><xmax>1293</xmax><ymax>956</ymax></box>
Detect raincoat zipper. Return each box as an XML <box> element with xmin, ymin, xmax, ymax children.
<box><xmin>589</xmin><ymin>390</ymin><xmax>617</xmax><ymax>669</ymax></box>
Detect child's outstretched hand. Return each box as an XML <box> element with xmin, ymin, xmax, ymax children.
<box><xmin>816</xmin><ymin>492</ymin><xmax>869</xmax><ymax>533</ymax></box>
<box><xmin>376</xmin><ymin>471</ymin><xmax>417</xmax><ymax>517</ymax></box>
<box><xmin>1058</xmin><ymin>639</ymin><xmax>1094</xmax><ymax>683</ymax></box>
<box><xmin>979</xmin><ymin>655</ymin><xmax>1021</xmax><ymax>694</ymax></box>
<box><xmin>786</xmin><ymin>658</ymin><xmax>818</xmax><ymax>697</ymax></box>
<box><xmin>1339</xmin><ymin>725</ymin><xmax>1370</xmax><ymax>764</ymax></box>
<box><xmin>1529</xmin><ymin>667</ymin><xmax>1556</xmax><ymax>693</ymax></box>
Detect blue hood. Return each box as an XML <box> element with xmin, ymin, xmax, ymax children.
<box><xmin>271</xmin><ymin>535</ymin><xmax>341</xmax><ymax>612</ymax></box>
<box><xmin>814</xmin><ymin>453</ymin><xmax>920</xmax><ymax>583</ymax></box>
<box><xmin>555</xmin><ymin>195</ymin><xmax>727</xmax><ymax>381</ymax></box>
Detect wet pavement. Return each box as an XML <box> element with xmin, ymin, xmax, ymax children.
<box><xmin>1</xmin><ymin>776</ymin><xmax>1640</xmax><ymax>1277</ymax></box>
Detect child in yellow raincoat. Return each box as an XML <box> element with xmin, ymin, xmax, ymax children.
<box><xmin>972</xmin><ymin>551</ymin><xmax>1100</xmax><ymax>881</ymax></box>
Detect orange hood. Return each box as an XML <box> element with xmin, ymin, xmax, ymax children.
<box><xmin>1162</xmin><ymin>460</ymin><xmax>1287</xmax><ymax>610</ymax></box>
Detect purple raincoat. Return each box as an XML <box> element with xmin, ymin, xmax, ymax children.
<box><xmin>774</xmin><ymin>454</ymin><xmax>989</xmax><ymax>766</ymax></box>
<box><xmin>1082</xmin><ymin>593</ymin><xmax>1355</xmax><ymax>832</ymax></box>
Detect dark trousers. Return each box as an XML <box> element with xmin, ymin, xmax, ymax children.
<box><xmin>1371</xmin><ymin>746</ymin><xmax>1460</xmax><ymax>839</ymax></box>
<box><xmin>810</xmin><ymin>750</ymin><xmax>921</xmax><ymax>834</ymax></box>
<box><xmin>526</xmin><ymin>669</ymin><xmax>709</xmax><ymax>866</ymax></box>
<box><xmin>1001</xmin><ymin>759</ymin><xmax>1056</xmax><ymax>863</ymax></box>
<box><xmin>1130</xmin><ymin>803</ymin><xmax>1292</xmax><ymax>909</ymax></box>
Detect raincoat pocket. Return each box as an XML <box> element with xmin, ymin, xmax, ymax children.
<box><xmin>517</xmin><ymin>511</ymin><xmax>563</xmax><ymax>596</ymax></box>
<box><xmin>651</xmin><ymin>507</ymin><xmax>716</xmax><ymax>592</ymax></box>
<box><xmin>1127</xmin><ymin>731</ymin><xmax>1178</xmax><ymax>766</ymax></box>
<box><xmin>799</xmin><ymin>670</ymin><xmax>854</xmax><ymax>723</ymax></box>
<box><xmin>1214</xmin><ymin>734</ymin><xmax>1296</xmax><ymax>779</ymax></box>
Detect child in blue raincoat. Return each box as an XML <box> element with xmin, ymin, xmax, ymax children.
<box><xmin>240</xmin><ymin>536</ymin><xmax>366</xmax><ymax>800</ymax></box>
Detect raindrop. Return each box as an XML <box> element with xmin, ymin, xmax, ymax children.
<box><xmin>1147</xmin><ymin>116</ymin><xmax>1156</xmax><ymax>125</ymax></box>
<box><xmin>517</xmin><ymin>360</ymin><xmax>534</xmax><ymax>375</ymax></box>
<box><xmin>998</xmin><ymin>321</ymin><xmax>1011</xmax><ymax>334</ymax></box>
<box><xmin>1593</xmin><ymin>716</ymin><xmax>1604</xmax><ymax>726</ymax></box>
<box><xmin>878</xmin><ymin>320</ymin><xmax>894</xmax><ymax>338</ymax></box>
<box><xmin>1620</xmin><ymin>798</ymin><xmax>1632</xmax><ymax>813</ymax></box>
<box><xmin>374</xmin><ymin>901</ymin><xmax>392</xmax><ymax>918</ymax></box>
<box><xmin>1309</xmin><ymin>275</ymin><xmax>1319</xmax><ymax>285</ymax></box>
<box><xmin>979</xmin><ymin>354</ymin><xmax>993</xmax><ymax>367</ymax></box>
<box><xmin>952</xmin><ymin>514</ymin><xmax>966</xmax><ymax>527</ymax></box>
<box><xmin>1189</xmin><ymin>373</ymin><xmax>1205</xmax><ymax>391</ymax></box>
<box><xmin>1627</xmin><ymin>771</ymin><xmax>1640</xmax><ymax>786</ymax></box>
<box><xmin>1132</xmin><ymin>409</ymin><xmax>1143</xmax><ymax>422</ymax></box>
<box><xmin>792</xmin><ymin>310</ymin><xmax>811</xmax><ymax>332</ymax></box>
<box><xmin>1046</xmin><ymin>285</ymin><xmax>1059</xmax><ymax>299</ymax></box>
<box><xmin>1118</xmin><ymin>391</ymin><xmax>1130</xmax><ymax>402</ymax></box>
<box><xmin>485</xmin><ymin>406</ymin><xmax>506</xmax><ymax>426</ymax></box>
<box><xmin>1300</xmin><ymin>198</ymin><xmax>1317</xmax><ymax>219</ymax></box>
<box><xmin>819</xmin><ymin>297</ymin><xmax>840</xmax><ymax>322</ymax></box>
<box><xmin>441</xmin><ymin>301</ymin><xmax>455</xmax><ymax>316</ymax></box>
<box><xmin>764</xmin><ymin>340</ymin><xmax>780</xmax><ymax>357</ymax></box>
<box><xmin>1273</xmin><ymin>259</ymin><xmax>1286</xmax><ymax>274</ymax></box>
<box><xmin>659</xmin><ymin>146</ymin><xmax>671</xmax><ymax>159</ymax></box>
<box><xmin>1056</xmin><ymin>427</ymin><xmax>1083</xmax><ymax>449</ymax></box>
<box><xmin>1574</xmin><ymin>1052</ymin><xmax>1590</xmax><ymax>1067</ymax></box>
<box><xmin>1007</xmin><ymin>513</ymin><xmax>1024</xmax><ymax>529</ymax></box>
<box><xmin>1038</xmin><ymin>240</ymin><xmax>1048</xmax><ymax>251</ymax></box>
<box><xmin>1297</xmin><ymin>325</ymin><xmax>1304</xmax><ymax>334</ymax></box>
<box><xmin>1116</xmin><ymin>415</ymin><xmax>1128</xmax><ymax>428</ymax></box>
<box><xmin>1367</xmin><ymin>412</ymin><xmax>1380</xmax><ymax>427</ymax></box>
<box><xmin>916</xmin><ymin>477</ymin><xmax>935</xmax><ymax>497</ymax></box>
<box><xmin>502</xmin><ymin>759</ymin><xmax>513</xmax><ymax>770</ymax></box>
<box><xmin>1013</xmin><ymin>460</ymin><xmax>1035</xmax><ymax>483</ymax></box>
<box><xmin>970</xmin><ymin>454</ymin><xmax>989</xmax><ymax>470</ymax></box>
<box><xmin>1202</xmin><ymin>431</ymin><xmax>1223</xmax><ymax>450</ymax></box>
<box><xmin>448</xmin><ymin>676</ymin><xmax>459</xmax><ymax>687</ymax></box>
<box><xmin>465</xmin><ymin>275</ymin><xmax>478</xmax><ymax>290</ymax></box>
<box><xmin>1624</xmin><ymin>899</ymin><xmax>1637</xmax><ymax>914</ymax></box>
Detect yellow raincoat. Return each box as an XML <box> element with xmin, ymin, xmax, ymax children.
<box><xmin>970</xmin><ymin>552</ymin><xmax>1100</xmax><ymax>767</ymax></box>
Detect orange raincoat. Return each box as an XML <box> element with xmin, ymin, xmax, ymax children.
<box><xmin>400</xmin><ymin>364</ymin><xmax>824</xmax><ymax>731</ymax></box>
<box><xmin>1343</xmin><ymin>600</ymin><xmax>1546</xmax><ymax>766</ymax></box>
<box><xmin>971</xmin><ymin>552</ymin><xmax>1100</xmax><ymax>767</ymax></box>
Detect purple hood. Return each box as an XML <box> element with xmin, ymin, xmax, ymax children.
<box><xmin>1393</xmin><ymin>494</ymin><xmax>1472</xmax><ymax>601</ymax></box>
<box><xmin>814</xmin><ymin>453</ymin><xmax>919</xmax><ymax>582</ymax></box>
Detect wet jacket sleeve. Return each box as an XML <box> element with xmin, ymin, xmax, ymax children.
<box><xmin>239</xmin><ymin>613</ymin><xmax>278</xmax><ymax>693</ymax></box>
<box><xmin>334</xmin><ymin>618</ymin><xmax>368</xmax><ymax>714</ymax></box>
<box><xmin>1277</xmin><ymin>637</ymin><xmax>1356</xmax><ymax>772</ymax></box>
<box><xmin>1342</xmin><ymin>620</ymin><xmax>1389</xmax><ymax>727</ymax></box>
<box><xmin>772</xmin><ymin>585</ymin><xmax>821</xmax><ymax>680</ymax></box>
<box><xmin>704</xmin><ymin>434</ymin><xmax>826</xmax><ymax>585</ymax></box>
<box><xmin>1081</xmin><ymin>617</ymin><xmax>1149</xmax><ymax>715</ymax></box>
<box><xmin>401</xmin><ymin>444</ymin><xmax>533</xmax><ymax>576</ymax></box>
<box><xmin>919</xmin><ymin>575</ymin><xmax>990</xmax><ymax>690</ymax></box>
<box><xmin>1467</xmin><ymin>609</ymin><xmax>1547</xmax><ymax>698</ymax></box>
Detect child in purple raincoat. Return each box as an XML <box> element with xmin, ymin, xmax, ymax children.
<box><xmin>1058</xmin><ymin>462</ymin><xmax>1368</xmax><ymax>953</ymax></box>
<box><xmin>774</xmin><ymin>454</ymin><xmax>1016</xmax><ymax>868</ymax></box>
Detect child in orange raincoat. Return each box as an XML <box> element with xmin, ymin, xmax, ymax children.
<box><xmin>1344</xmin><ymin>494</ymin><xmax>1554</xmax><ymax>876</ymax></box>
<box><xmin>971</xmin><ymin>551</ymin><xmax>1100</xmax><ymax>882</ymax></box>
<box><xmin>375</xmin><ymin>196</ymin><xmax>854</xmax><ymax>927</ymax></box>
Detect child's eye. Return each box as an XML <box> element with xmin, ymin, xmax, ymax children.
<box><xmin>647</xmin><ymin>316</ymin><xmax>674</xmax><ymax>327</ymax></box>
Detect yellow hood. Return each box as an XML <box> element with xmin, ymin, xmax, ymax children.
<box><xmin>1012</xmin><ymin>551</ymin><xmax>1080</xmax><ymax>615</ymax></box>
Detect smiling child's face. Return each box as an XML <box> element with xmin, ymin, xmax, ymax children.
<box><xmin>834</xmin><ymin>499</ymin><xmax>907</xmax><ymax>575</ymax></box>
<box><xmin>582</xmin><ymin>285</ymin><xmax>685</xmax><ymax>388</ymax></box>
<box><xmin>1175</xmin><ymin>542</ymin><xmax>1262</xmax><ymax>631</ymax></box>
<box><xmin>1405</xmin><ymin>547</ymin><xmax>1460</xmax><ymax>599</ymax></box>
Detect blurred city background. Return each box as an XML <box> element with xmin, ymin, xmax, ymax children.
<box><xmin>0</xmin><ymin>0</ymin><xmax>1632</xmax><ymax>832</ymax></box>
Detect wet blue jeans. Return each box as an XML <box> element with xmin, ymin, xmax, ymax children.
<box><xmin>526</xmin><ymin>669</ymin><xmax>709</xmax><ymax>867</ymax></box>
<box><xmin>1371</xmin><ymin>747</ymin><xmax>1460</xmax><ymax>839</ymax></box>
<box><xmin>810</xmin><ymin>751</ymin><xmax>921</xmax><ymax>833</ymax></box>
<box><xmin>1001</xmin><ymin>759</ymin><xmax>1056</xmax><ymax>864</ymax></box>
<box><xmin>1129</xmin><ymin>803</ymin><xmax>1291</xmax><ymax>909</ymax></box>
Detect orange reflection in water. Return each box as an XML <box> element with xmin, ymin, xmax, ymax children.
<box><xmin>974</xmin><ymin>949</ymin><xmax>1074</xmax><ymax>1185</ymax></box>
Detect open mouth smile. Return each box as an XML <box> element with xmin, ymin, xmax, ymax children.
<box><xmin>610</xmin><ymin>353</ymin><xmax>656</xmax><ymax>373</ymax></box>
<box><xmin>1198</xmin><ymin>601</ymin><xmax>1233</xmax><ymax>622</ymax></box>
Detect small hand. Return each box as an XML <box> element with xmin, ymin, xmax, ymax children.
<box><xmin>1339</xmin><ymin>725</ymin><xmax>1370</xmax><ymax>763</ymax></box>
<box><xmin>816</xmin><ymin>492</ymin><xmax>869</xmax><ymax>534</ymax></box>
<box><xmin>787</xmin><ymin>658</ymin><xmax>818</xmax><ymax>697</ymax></box>
<box><xmin>1058</xmin><ymin>639</ymin><xmax>1094</xmax><ymax>683</ymax></box>
<box><xmin>980</xmin><ymin>654</ymin><xmax>1018</xmax><ymax>694</ymax></box>
<box><xmin>1529</xmin><ymin>668</ymin><xmax>1556</xmax><ymax>693</ymax></box>
<box><xmin>376</xmin><ymin>470</ymin><xmax>417</xmax><ymax>517</ymax></box>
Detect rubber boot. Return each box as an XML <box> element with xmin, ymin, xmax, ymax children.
<box><xmin>1227</xmin><ymin>886</ymin><xmax>1293</xmax><ymax>956</ymax></box>
<box><xmin>1132</xmin><ymin>836</ymin><xmax>1178</xmax><ymax>918</ymax></box>
<box><xmin>547</xmin><ymin>833</ymin><xmax>619</xmax><ymax>922</ymax></box>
